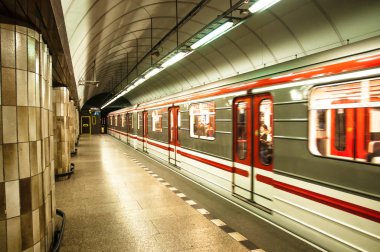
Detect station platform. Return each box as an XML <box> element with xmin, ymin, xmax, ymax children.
<box><xmin>56</xmin><ymin>135</ymin><xmax>321</xmax><ymax>252</ymax></box>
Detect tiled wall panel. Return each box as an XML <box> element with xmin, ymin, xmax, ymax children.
<box><xmin>0</xmin><ymin>24</ymin><xmax>55</xmax><ymax>252</ymax></box>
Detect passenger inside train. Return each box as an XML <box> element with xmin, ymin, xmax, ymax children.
<box><xmin>259</xmin><ymin>124</ymin><xmax>272</xmax><ymax>165</ymax></box>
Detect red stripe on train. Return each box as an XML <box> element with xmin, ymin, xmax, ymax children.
<box><xmin>257</xmin><ymin>174</ymin><xmax>380</xmax><ymax>223</ymax></box>
<box><xmin>177</xmin><ymin>150</ymin><xmax>248</xmax><ymax>177</ymax></box>
<box><xmin>147</xmin><ymin>140</ymin><xmax>171</xmax><ymax>151</ymax></box>
<box><xmin>109</xmin><ymin>130</ymin><xmax>379</xmax><ymax>223</ymax></box>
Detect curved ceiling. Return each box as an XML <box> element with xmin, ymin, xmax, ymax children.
<box><xmin>61</xmin><ymin>0</ymin><xmax>380</xmax><ymax>107</ymax></box>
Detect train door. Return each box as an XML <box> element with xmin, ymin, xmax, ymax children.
<box><xmin>81</xmin><ymin>116</ymin><xmax>91</xmax><ymax>134</ymax></box>
<box><xmin>233</xmin><ymin>94</ymin><xmax>273</xmax><ymax>209</ymax></box>
<box><xmin>126</xmin><ymin>113</ymin><xmax>130</xmax><ymax>144</ymax></box>
<box><xmin>168</xmin><ymin>106</ymin><xmax>179</xmax><ymax>165</ymax></box>
<box><xmin>233</xmin><ymin>97</ymin><xmax>253</xmax><ymax>200</ymax></box>
<box><xmin>143</xmin><ymin>111</ymin><xmax>148</xmax><ymax>152</ymax></box>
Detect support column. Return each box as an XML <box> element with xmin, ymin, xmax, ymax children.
<box><xmin>68</xmin><ymin>100</ymin><xmax>75</xmax><ymax>154</ymax></box>
<box><xmin>53</xmin><ymin>87</ymin><xmax>70</xmax><ymax>175</ymax></box>
<box><xmin>0</xmin><ymin>24</ymin><xmax>55</xmax><ymax>251</ymax></box>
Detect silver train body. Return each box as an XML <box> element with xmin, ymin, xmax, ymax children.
<box><xmin>107</xmin><ymin>38</ymin><xmax>380</xmax><ymax>251</ymax></box>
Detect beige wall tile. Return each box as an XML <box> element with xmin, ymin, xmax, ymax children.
<box><xmin>15</xmin><ymin>25</ymin><xmax>27</xmax><ymax>35</ymax></box>
<box><xmin>21</xmin><ymin>212</ymin><xmax>33</xmax><ymax>250</ymax></box>
<box><xmin>27</xmin><ymin>36</ymin><xmax>36</xmax><ymax>73</ymax></box>
<box><xmin>7</xmin><ymin>216</ymin><xmax>21</xmax><ymax>252</ymax></box>
<box><xmin>0</xmin><ymin>24</ymin><xmax>14</xmax><ymax>30</ymax></box>
<box><xmin>31</xmin><ymin>175</ymin><xmax>39</xmax><ymax>211</ymax></box>
<box><xmin>5</xmin><ymin>180</ymin><xmax>20</xmax><ymax>218</ymax></box>
<box><xmin>33</xmin><ymin>241</ymin><xmax>41</xmax><ymax>252</ymax></box>
<box><xmin>28</xmin><ymin>72</ymin><xmax>35</xmax><ymax>107</ymax></box>
<box><xmin>16</xmin><ymin>32</ymin><xmax>27</xmax><ymax>71</ymax></box>
<box><xmin>3</xmin><ymin>144</ymin><xmax>19</xmax><ymax>181</ymax></box>
<box><xmin>34</xmin><ymin>39</ymin><xmax>40</xmax><ymax>75</ymax></box>
<box><xmin>19</xmin><ymin>177</ymin><xmax>31</xmax><ymax>215</ymax></box>
<box><xmin>28</xmin><ymin>107</ymin><xmax>36</xmax><ymax>141</ymax></box>
<box><xmin>2</xmin><ymin>106</ymin><xmax>17</xmax><ymax>144</ymax></box>
<box><xmin>43</xmin><ymin>138</ymin><xmax>49</xmax><ymax>169</ymax></box>
<box><xmin>0</xmin><ymin>220</ymin><xmax>5</xmax><ymax>251</ymax></box>
<box><xmin>17</xmin><ymin>106</ymin><xmax>29</xmax><ymax>142</ymax></box>
<box><xmin>17</xmin><ymin>70</ymin><xmax>28</xmax><ymax>106</ymax></box>
<box><xmin>0</xmin><ymin>183</ymin><xmax>4</xmax><ymax>220</ymax></box>
<box><xmin>0</xmin><ymin>146</ymin><xmax>3</xmax><ymax>182</ymax></box>
<box><xmin>36</xmin><ymin>108</ymin><xmax>41</xmax><ymax>141</ymax></box>
<box><xmin>42</xmin><ymin>109</ymin><xmax>48</xmax><ymax>139</ymax></box>
<box><xmin>18</xmin><ymin>143</ymin><xmax>30</xmax><ymax>179</ymax></box>
<box><xmin>40</xmin><ymin>79</ymin><xmax>46</xmax><ymax>109</ymax></box>
<box><xmin>42</xmin><ymin>168</ymin><xmax>49</xmax><ymax>200</ymax></box>
<box><xmin>29</xmin><ymin>141</ymin><xmax>38</xmax><ymax>176</ymax></box>
<box><xmin>32</xmin><ymin>209</ymin><xmax>40</xmax><ymax>244</ymax></box>
<box><xmin>2</xmin><ymin>67</ymin><xmax>16</xmax><ymax>106</ymax></box>
<box><xmin>35</xmin><ymin>74</ymin><xmax>40</xmax><ymax>107</ymax></box>
<box><xmin>0</xmin><ymin>108</ymin><xmax>2</xmax><ymax>143</ymax></box>
<box><xmin>37</xmin><ymin>140</ymin><xmax>42</xmax><ymax>174</ymax></box>
<box><xmin>39</xmin><ymin>205</ymin><xmax>45</xmax><ymax>239</ymax></box>
<box><xmin>1</xmin><ymin>28</ymin><xmax>15</xmax><ymax>68</ymax></box>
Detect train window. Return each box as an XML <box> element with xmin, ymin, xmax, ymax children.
<box><xmin>130</xmin><ymin>114</ymin><xmax>134</xmax><ymax>129</ymax></box>
<box><xmin>109</xmin><ymin>116</ymin><xmax>112</xmax><ymax>126</ymax></box>
<box><xmin>189</xmin><ymin>102</ymin><xmax>215</xmax><ymax>140</ymax></box>
<box><xmin>237</xmin><ymin>102</ymin><xmax>247</xmax><ymax>159</ymax></box>
<box><xmin>121</xmin><ymin>114</ymin><xmax>126</xmax><ymax>127</ymax></box>
<box><xmin>115</xmin><ymin>116</ymin><xmax>118</xmax><ymax>127</ymax></box>
<box><xmin>259</xmin><ymin>99</ymin><xmax>273</xmax><ymax>165</ymax></box>
<box><xmin>152</xmin><ymin>109</ymin><xmax>163</xmax><ymax>132</ymax></box>
<box><xmin>309</xmin><ymin>79</ymin><xmax>380</xmax><ymax>164</ymax></box>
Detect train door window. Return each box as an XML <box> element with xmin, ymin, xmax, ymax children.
<box><xmin>110</xmin><ymin>116</ymin><xmax>112</xmax><ymax>126</ymax></box>
<box><xmin>115</xmin><ymin>116</ymin><xmax>118</xmax><ymax>127</ymax></box>
<box><xmin>309</xmin><ymin>79</ymin><xmax>380</xmax><ymax>164</ymax></box>
<box><xmin>131</xmin><ymin>114</ymin><xmax>134</xmax><ymax>129</ymax></box>
<box><xmin>121</xmin><ymin>114</ymin><xmax>126</xmax><ymax>128</ymax></box>
<box><xmin>258</xmin><ymin>99</ymin><xmax>273</xmax><ymax>165</ymax></box>
<box><xmin>237</xmin><ymin>102</ymin><xmax>248</xmax><ymax>159</ymax></box>
<box><xmin>138</xmin><ymin>112</ymin><xmax>142</xmax><ymax>129</ymax></box>
<box><xmin>189</xmin><ymin>102</ymin><xmax>215</xmax><ymax>140</ymax></box>
<box><xmin>152</xmin><ymin>109</ymin><xmax>163</xmax><ymax>132</ymax></box>
<box><xmin>334</xmin><ymin>109</ymin><xmax>346</xmax><ymax>151</ymax></box>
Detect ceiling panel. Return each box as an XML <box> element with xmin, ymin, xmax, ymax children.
<box><xmin>60</xmin><ymin>0</ymin><xmax>380</xmax><ymax>107</ymax></box>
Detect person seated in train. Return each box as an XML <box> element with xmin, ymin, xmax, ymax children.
<box><xmin>260</xmin><ymin>124</ymin><xmax>272</xmax><ymax>164</ymax></box>
<box><xmin>205</xmin><ymin>123</ymin><xmax>214</xmax><ymax>137</ymax></box>
<box><xmin>196</xmin><ymin>120</ymin><xmax>205</xmax><ymax>136</ymax></box>
<box><xmin>366</xmin><ymin>141</ymin><xmax>380</xmax><ymax>163</ymax></box>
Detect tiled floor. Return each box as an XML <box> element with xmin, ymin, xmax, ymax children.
<box><xmin>56</xmin><ymin>135</ymin><xmax>249</xmax><ymax>251</ymax></box>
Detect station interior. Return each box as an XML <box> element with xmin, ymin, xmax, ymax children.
<box><xmin>0</xmin><ymin>0</ymin><xmax>380</xmax><ymax>251</ymax></box>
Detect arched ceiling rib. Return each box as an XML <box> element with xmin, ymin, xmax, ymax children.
<box><xmin>61</xmin><ymin>0</ymin><xmax>380</xmax><ymax>107</ymax></box>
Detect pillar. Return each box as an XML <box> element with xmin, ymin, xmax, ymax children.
<box><xmin>0</xmin><ymin>24</ymin><xmax>55</xmax><ymax>251</ymax></box>
<box><xmin>68</xmin><ymin>100</ymin><xmax>75</xmax><ymax>154</ymax></box>
<box><xmin>53</xmin><ymin>87</ymin><xmax>70</xmax><ymax>175</ymax></box>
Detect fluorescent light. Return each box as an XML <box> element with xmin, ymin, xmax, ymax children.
<box><xmin>133</xmin><ymin>78</ymin><xmax>145</xmax><ymax>86</ymax></box>
<box><xmin>162</xmin><ymin>52</ymin><xmax>188</xmax><ymax>68</ymax></box>
<box><xmin>191</xmin><ymin>21</ymin><xmax>234</xmax><ymax>49</ymax></box>
<box><xmin>249</xmin><ymin>0</ymin><xmax>281</xmax><ymax>13</ymax></box>
<box><xmin>145</xmin><ymin>67</ymin><xmax>162</xmax><ymax>79</ymax></box>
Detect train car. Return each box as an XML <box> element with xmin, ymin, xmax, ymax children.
<box><xmin>107</xmin><ymin>40</ymin><xmax>380</xmax><ymax>251</ymax></box>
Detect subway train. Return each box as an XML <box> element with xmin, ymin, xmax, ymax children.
<box><xmin>107</xmin><ymin>41</ymin><xmax>380</xmax><ymax>251</ymax></box>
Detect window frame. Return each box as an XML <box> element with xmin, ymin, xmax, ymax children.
<box><xmin>152</xmin><ymin>109</ymin><xmax>163</xmax><ymax>132</ymax></box>
<box><xmin>308</xmin><ymin>78</ymin><xmax>380</xmax><ymax>165</ymax></box>
<box><xmin>189</xmin><ymin>102</ymin><xmax>216</xmax><ymax>141</ymax></box>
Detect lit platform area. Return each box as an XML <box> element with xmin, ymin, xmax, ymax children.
<box><xmin>56</xmin><ymin>135</ymin><xmax>320</xmax><ymax>252</ymax></box>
